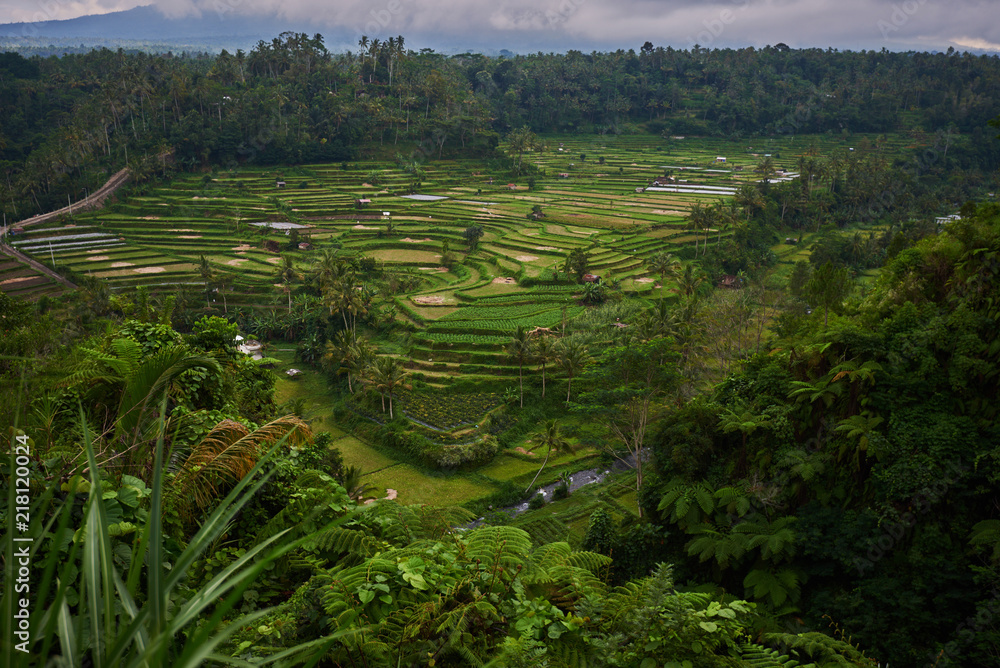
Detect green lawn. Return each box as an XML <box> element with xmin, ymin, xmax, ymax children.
<box><xmin>363</xmin><ymin>465</ymin><xmax>498</xmax><ymax>506</ymax></box>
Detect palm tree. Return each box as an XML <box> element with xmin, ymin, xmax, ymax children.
<box><xmin>647</xmin><ymin>252</ymin><xmax>680</xmax><ymax>299</ymax></box>
<box><xmin>735</xmin><ymin>183</ymin><xmax>763</xmax><ymax>222</ymax></box>
<box><xmin>276</xmin><ymin>255</ymin><xmax>298</xmax><ymax>311</ymax></box>
<box><xmin>322</xmin><ymin>330</ymin><xmax>355</xmax><ymax>392</ymax></box>
<box><xmin>557</xmin><ymin>339</ymin><xmax>590</xmax><ymax>402</ymax></box>
<box><xmin>755</xmin><ymin>156</ymin><xmax>776</xmax><ymax>185</ymax></box>
<box><xmin>677</xmin><ymin>263</ymin><xmax>705</xmax><ymax>301</ymax></box>
<box><xmin>64</xmin><ymin>337</ymin><xmax>221</xmax><ymax>474</ymax></box>
<box><xmin>370</xmin><ymin>356</ymin><xmax>409</xmax><ymax>418</ymax></box>
<box><xmin>169</xmin><ymin>415</ymin><xmax>311</xmax><ymax>521</ymax></box>
<box><xmin>198</xmin><ymin>254</ymin><xmax>215</xmax><ymax>307</ymax></box>
<box><xmin>525</xmin><ymin>419</ymin><xmax>574</xmax><ymax>493</ymax></box>
<box><xmin>506</xmin><ymin>326</ymin><xmax>531</xmax><ymax>408</ymax></box>
<box><xmin>346</xmin><ymin>339</ymin><xmax>376</xmax><ymax>392</ymax></box>
<box><xmin>533</xmin><ymin>335</ymin><xmax>556</xmax><ymax>399</ymax></box>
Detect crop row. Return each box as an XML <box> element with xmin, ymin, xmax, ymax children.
<box><xmin>398</xmin><ymin>390</ymin><xmax>503</xmax><ymax>431</ymax></box>
<box><xmin>428</xmin><ymin>307</ymin><xmax>583</xmax><ymax>333</ymax></box>
<box><xmin>439</xmin><ymin>304</ymin><xmax>567</xmax><ymax>322</ymax></box>
<box><xmin>418</xmin><ymin>333</ymin><xmax>513</xmax><ymax>346</ymax></box>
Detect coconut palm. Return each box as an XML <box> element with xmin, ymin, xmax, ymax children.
<box><xmin>533</xmin><ymin>335</ymin><xmax>557</xmax><ymax>400</ymax></box>
<box><xmin>168</xmin><ymin>415</ymin><xmax>311</xmax><ymax>521</ymax></box>
<box><xmin>506</xmin><ymin>326</ymin><xmax>532</xmax><ymax>408</ymax></box>
<box><xmin>557</xmin><ymin>338</ymin><xmax>591</xmax><ymax>403</ymax></box>
<box><xmin>370</xmin><ymin>356</ymin><xmax>410</xmax><ymax>419</ymax></box>
<box><xmin>198</xmin><ymin>254</ymin><xmax>215</xmax><ymax>307</ymax></box>
<box><xmin>64</xmin><ymin>337</ymin><xmax>221</xmax><ymax>472</ymax></box>
<box><xmin>677</xmin><ymin>263</ymin><xmax>705</xmax><ymax>301</ymax></box>
<box><xmin>322</xmin><ymin>331</ymin><xmax>357</xmax><ymax>393</ymax></box>
<box><xmin>276</xmin><ymin>255</ymin><xmax>298</xmax><ymax>311</ymax></box>
<box><xmin>647</xmin><ymin>252</ymin><xmax>680</xmax><ymax>299</ymax></box>
<box><xmin>525</xmin><ymin>419</ymin><xmax>575</xmax><ymax>493</ymax></box>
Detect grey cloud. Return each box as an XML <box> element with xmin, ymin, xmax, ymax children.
<box><xmin>2</xmin><ymin>0</ymin><xmax>999</xmax><ymax>52</ymax></box>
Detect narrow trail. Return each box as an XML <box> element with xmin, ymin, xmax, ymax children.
<box><xmin>1</xmin><ymin>167</ymin><xmax>130</xmax><ymax>236</ymax></box>
<box><xmin>0</xmin><ymin>167</ymin><xmax>130</xmax><ymax>295</ymax></box>
<box><xmin>0</xmin><ymin>243</ymin><xmax>77</xmax><ymax>290</ymax></box>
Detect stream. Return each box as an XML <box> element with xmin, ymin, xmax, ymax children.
<box><xmin>474</xmin><ymin>451</ymin><xmax>642</xmax><ymax>522</ymax></box>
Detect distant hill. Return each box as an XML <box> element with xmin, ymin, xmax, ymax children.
<box><xmin>1</xmin><ymin>5</ymin><xmax>315</xmax><ymax>40</ymax></box>
<box><xmin>0</xmin><ymin>5</ymin><xmax>358</xmax><ymax>54</ymax></box>
<box><xmin>0</xmin><ymin>5</ymin><xmax>585</xmax><ymax>55</ymax></box>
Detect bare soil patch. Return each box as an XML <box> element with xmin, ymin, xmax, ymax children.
<box><xmin>110</xmin><ymin>262</ymin><xmax>134</xmax><ymax>268</ymax></box>
<box><xmin>226</xmin><ymin>259</ymin><xmax>248</xmax><ymax>266</ymax></box>
<box><xmin>515</xmin><ymin>255</ymin><xmax>539</xmax><ymax>262</ymax></box>
<box><xmin>353</xmin><ymin>224</ymin><xmax>377</xmax><ymax>230</ymax></box>
<box><xmin>133</xmin><ymin>267</ymin><xmax>165</xmax><ymax>274</ymax></box>
<box><xmin>401</xmin><ymin>237</ymin><xmax>432</xmax><ymax>243</ymax></box>
<box><xmin>87</xmin><ymin>255</ymin><xmax>110</xmax><ymax>262</ymax></box>
<box><xmin>492</xmin><ymin>277</ymin><xmax>517</xmax><ymax>285</ymax></box>
<box><xmin>413</xmin><ymin>295</ymin><xmax>447</xmax><ymax>305</ymax></box>
<box><xmin>534</xmin><ymin>246</ymin><xmax>559</xmax><ymax>251</ymax></box>
<box><xmin>651</xmin><ymin>209</ymin><xmax>688</xmax><ymax>216</ymax></box>
<box><xmin>178</xmin><ymin>235</ymin><xmax>202</xmax><ymax>239</ymax></box>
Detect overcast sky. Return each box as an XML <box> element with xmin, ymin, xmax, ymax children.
<box><xmin>2</xmin><ymin>0</ymin><xmax>999</xmax><ymax>53</ymax></box>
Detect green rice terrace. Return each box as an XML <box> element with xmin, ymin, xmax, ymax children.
<box><xmin>2</xmin><ymin>132</ymin><xmax>911</xmax><ymax>509</ymax></box>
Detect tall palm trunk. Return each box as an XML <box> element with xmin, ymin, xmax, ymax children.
<box><xmin>519</xmin><ymin>363</ymin><xmax>523</xmax><ymax>408</ymax></box>
<box><xmin>526</xmin><ymin>447</ymin><xmax>551</xmax><ymax>493</ymax></box>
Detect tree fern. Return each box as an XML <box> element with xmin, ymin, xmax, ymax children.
<box><xmin>463</xmin><ymin>526</ymin><xmax>534</xmax><ymax>573</ymax></box>
<box><xmin>658</xmin><ymin>478</ymin><xmax>717</xmax><ymax>528</ymax></box>
<box><xmin>732</xmin><ymin>516</ymin><xmax>798</xmax><ymax>563</ymax></box>
<box><xmin>740</xmin><ymin>641</ymin><xmax>815</xmax><ymax>667</ymax></box>
<box><xmin>685</xmin><ymin>522</ymin><xmax>746</xmax><ymax>569</ymax></box>
<box><xmin>743</xmin><ymin>567</ymin><xmax>803</xmax><ymax>608</ymax></box>
<box><xmin>307</xmin><ymin>525</ymin><xmax>384</xmax><ymax>562</ymax></box>
<box><xmin>762</xmin><ymin>631</ymin><xmax>876</xmax><ymax>667</ymax></box>
<box><xmin>970</xmin><ymin>518</ymin><xmax>1000</xmax><ymax>561</ymax></box>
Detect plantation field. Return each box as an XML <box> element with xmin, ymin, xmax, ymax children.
<box><xmin>4</xmin><ymin>133</ymin><xmax>904</xmax><ymax>506</ymax></box>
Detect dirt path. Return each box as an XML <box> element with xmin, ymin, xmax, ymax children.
<box><xmin>0</xmin><ymin>243</ymin><xmax>77</xmax><ymax>290</ymax></box>
<box><xmin>0</xmin><ymin>166</ymin><xmax>129</xmax><ymax>293</ymax></box>
<box><xmin>1</xmin><ymin>167</ymin><xmax>130</xmax><ymax>236</ymax></box>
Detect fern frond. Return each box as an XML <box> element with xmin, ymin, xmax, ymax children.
<box><xmin>172</xmin><ymin>415</ymin><xmax>310</xmax><ymax>515</ymax></box>
<box><xmin>463</xmin><ymin>526</ymin><xmax>533</xmax><ymax>572</ymax></box>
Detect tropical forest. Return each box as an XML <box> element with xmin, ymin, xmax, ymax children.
<box><xmin>2</xmin><ymin>34</ymin><xmax>1000</xmax><ymax>667</ymax></box>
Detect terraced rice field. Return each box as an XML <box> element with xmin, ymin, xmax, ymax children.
<box><xmin>6</xmin><ymin>133</ymin><xmax>901</xmax><ymax>392</ymax></box>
